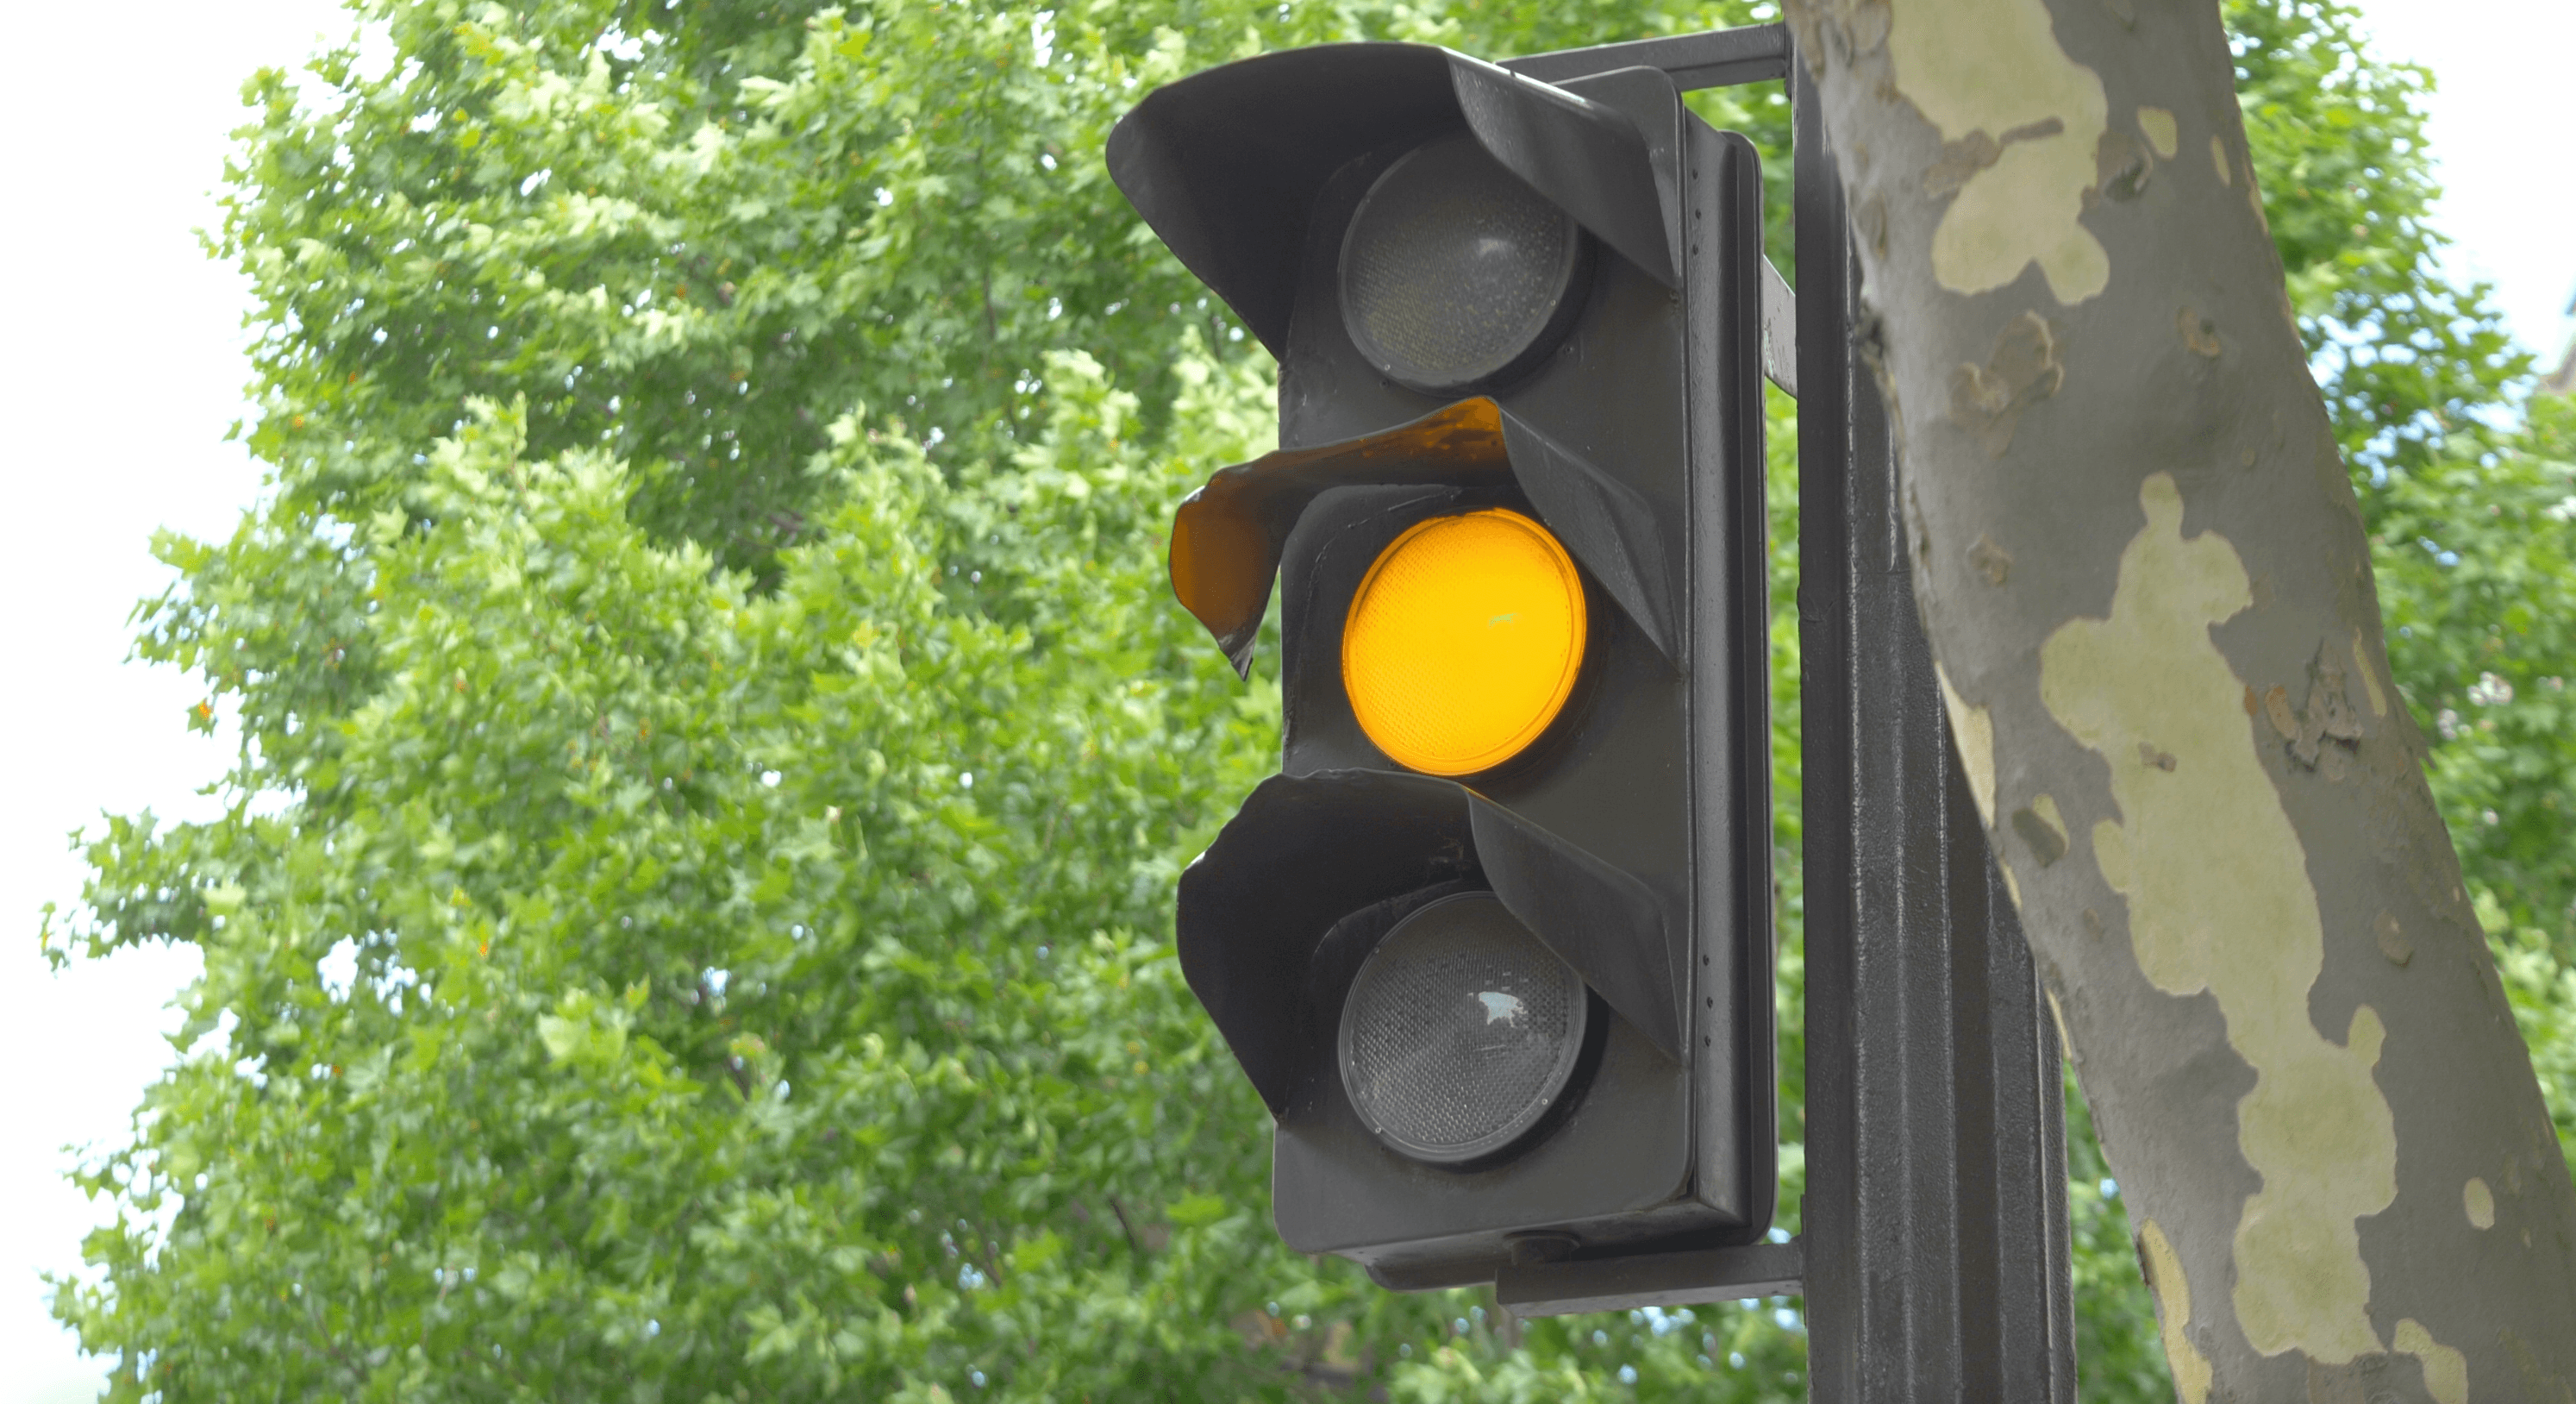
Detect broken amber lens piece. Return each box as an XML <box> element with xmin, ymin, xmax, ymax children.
<box><xmin>1341</xmin><ymin>508</ymin><xmax>1586</xmax><ymax>776</ymax></box>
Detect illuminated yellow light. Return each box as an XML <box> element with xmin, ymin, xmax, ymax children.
<box><xmin>1341</xmin><ymin>508</ymin><xmax>1586</xmax><ymax>776</ymax></box>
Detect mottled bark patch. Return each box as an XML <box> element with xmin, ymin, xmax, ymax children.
<box><xmin>1936</xmin><ymin>661</ymin><xmax>1998</xmax><ymax>826</ymax></box>
<box><xmin>1925</xmin><ymin>126</ymin><xmax>2074</xmax><ymax>200</ymax></box>
<box><xmin>2137</xmin><ymin>1219</ymin><xmax>2215</xmax><ymax>1404</ymax></box>
<box><xmin>2096</xmin><ymin>127</ymin><xmax>2152</xmax><ymax>202</ymax></box>
<box><xmin>2092</xmin><ymin>818</ymin><xmax>2128</xmax><ymax>893</ymax></box>
<box><xmin>2279</xmin><ymin>643</ymin><xmax>2368</xmax><ymax>771</ymax></box>
<box><xmin>2349</xmin><ymin>630</ymin><xmax>2388</xmax><ymax>718</ymax></box>
<box><xmin>2179</xmin><ymin>306</ymin><xmax>2223</xmax><ymax>358</ymax></box>
<box><xmin>2373</xmin><ymin>912</ymin><xmax>2412</xmax><ymax>968</ymax></box>
<box><xmin>1886</xmin><ymin>0</ymin><xmax>2110</xmax><ymax>301</ymax></box>
<box><xmin>2137</xmin><ymin>106</ymin><xmax>2179</xmax><ymax>159</ymax></box>
<box><xmin>2498</xmin><ymin>1329</ymin><xmax>2573</xmax><ymax>1401</ymax></box>
<box><xmin>2393</xmin><ymin>1321</ymin><xmax>2470</xmax><ymax>1404</ymax></box>
<box><xmin>2306</xmin><ymin>1330</ymin><xmax>2471</xmax><ymax>1404</ymax></box>
<box><xmin>2265</xmin><ymin>685</ymin><xmax>2300</xmax><ymax>740</ymax></box>
<box><xmin>1949</xmin><ymin>310</ymin><xmax>2064</xmax><ymax>454</ymax></box>
<box><xmin>2013</xmin><ymin>793</ymin><xmax>2069</xmax><ymax>866</ymax></box>
<box><xmin>2039</xmin><ymin>474</ymin><xmax>2445</xmax><ymax>1369</ymax></box>
<box><xmin>1968</xmin><ymin>531</ymin><xmax>2013</xmax><ymax>585</ymax></box>
<box><xmin>1785</xmin><ymin>0</ymin><xmax>1892</xmax><ymax>73</ymax></box>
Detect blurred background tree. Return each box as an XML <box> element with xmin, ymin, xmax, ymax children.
<box><xmin>40</xmin><ymin>0</ymin><xmax>2572</xmax><ymax>1397</ymax></box>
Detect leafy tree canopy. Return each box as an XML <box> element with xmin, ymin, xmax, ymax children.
<box><xmin>44</xmin><ymin>0</ymin><xmax>2573</xmax><ymax>1398</ymax></box>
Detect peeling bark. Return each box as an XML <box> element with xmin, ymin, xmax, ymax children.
<box><xmin>1783</xmin><ymin>0</ymin><xmax>2576</xmax><ymax>1395</ymax></box>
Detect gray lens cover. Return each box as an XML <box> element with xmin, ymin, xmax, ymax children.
<box><xmin>1339</xmin><ymin>133</ymin><xmax>1589</xmax><ymax>393</ymax></box>
<box><xmin>1338</xmin><ymin>891</ymin><xmax>1590</xmax><ymax>1164</ymax></box>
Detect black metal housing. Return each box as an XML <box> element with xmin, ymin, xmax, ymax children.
<box><xmin>1116</xmin><ymin>23</ymin><xmax>2081</xmax><ymax>1383</ymax></box>
<box><xmin>1116</xmin><ymin>45</ymin><xmax>1774</xmax><ymax>1293</ymax></box>
<box><xmin>1788</xmin><ymin>59</ymin><xmax>2078</xmax><ymax>1399</ymax></box>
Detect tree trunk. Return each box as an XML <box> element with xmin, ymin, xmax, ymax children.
<box><xmin>1779</xmin><ymin>0</ymin><xmax>2576</xmax><ymax>1397</ymax></box>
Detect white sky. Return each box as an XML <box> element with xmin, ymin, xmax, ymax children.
<box><xmin>0</xmin><ymin>2</ymin><xmax>354</xmax><ymax>1398</ymax></box>
<box><xmin>2363</xmin><ymin>0</ymin><xmax>2576</xmax><ymax>361</ymax></box>
<box><xmin>0</xmin><ymin>3</ymin><xmax>2567</xmax><ymax>1399</ymax></box>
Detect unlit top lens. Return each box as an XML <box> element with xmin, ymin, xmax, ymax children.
<box><xmin>1339</xmin><ymin>133</ymin><xmax>1586</xmax><ymax>393</ymax></box>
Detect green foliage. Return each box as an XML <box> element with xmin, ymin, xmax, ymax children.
<box><xmin>41</xmin><ymin>0</ymin><xmax>2576</xmax><ymax>1398</ymax></box>
<box><xmin>2375</xmin><ymin>398</ymin><xmax>2576</xmax><ymax>952</ymax></box>
<box><xmin>2368</xmin><ymin>392</ymin><xmax>2576</xmax><ymax>1172</ymax></box>
<box><xmin>2234</xmin><ymin>0</ymin><xmax>2529</xmax><ymax>477</ymax></box>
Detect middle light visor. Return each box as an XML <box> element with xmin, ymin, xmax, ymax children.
<box><xmin>1340</xmin><ymin>508</ymin><xmax>1587</xmax><ymax>777</ymax></box>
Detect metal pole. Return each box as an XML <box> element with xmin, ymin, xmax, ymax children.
<box><xmin>1791</xmin><ymin>53</ymin><xmax>2078</xmax><ymax>1403</ymax></box>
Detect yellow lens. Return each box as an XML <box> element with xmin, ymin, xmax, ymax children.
<box><xmin>1341</xmin><ymin>508</ymin><xmax>1586</xmax><ymax>776</ymax></box>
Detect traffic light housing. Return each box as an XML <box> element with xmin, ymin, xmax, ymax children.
<box><xmin>1110</xmin><ymin>42</ymin><xmax>1773</xmax><ymax>1292</ymax></box>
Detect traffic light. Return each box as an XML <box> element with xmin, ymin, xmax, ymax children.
<box><xmin>1109</xmin><ymin>42</ymin><xmax>1773</xmax><ymax>1292</ymax></box>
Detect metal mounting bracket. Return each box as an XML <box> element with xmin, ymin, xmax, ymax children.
<box><xmin>1762</xmin><ymin>257</ymin><xmax>1798</xmax><ymax>398</ymax></box>
<box><xmin>1497</xmin><ymin>1238</ymin><xmax>1805</xmax><ymax>1318</ymax></box>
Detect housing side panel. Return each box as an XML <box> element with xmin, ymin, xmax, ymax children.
<box><xmin>1681</xmin><ymin>119</ymin><xmax>1774</xmax><ymax>1233</ymax></box>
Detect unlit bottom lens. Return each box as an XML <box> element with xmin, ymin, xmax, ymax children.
<box><xmin>1339</xmin><ymin>892</ymin><xmax>1588</xmax><ymax>1164</ymax></box>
